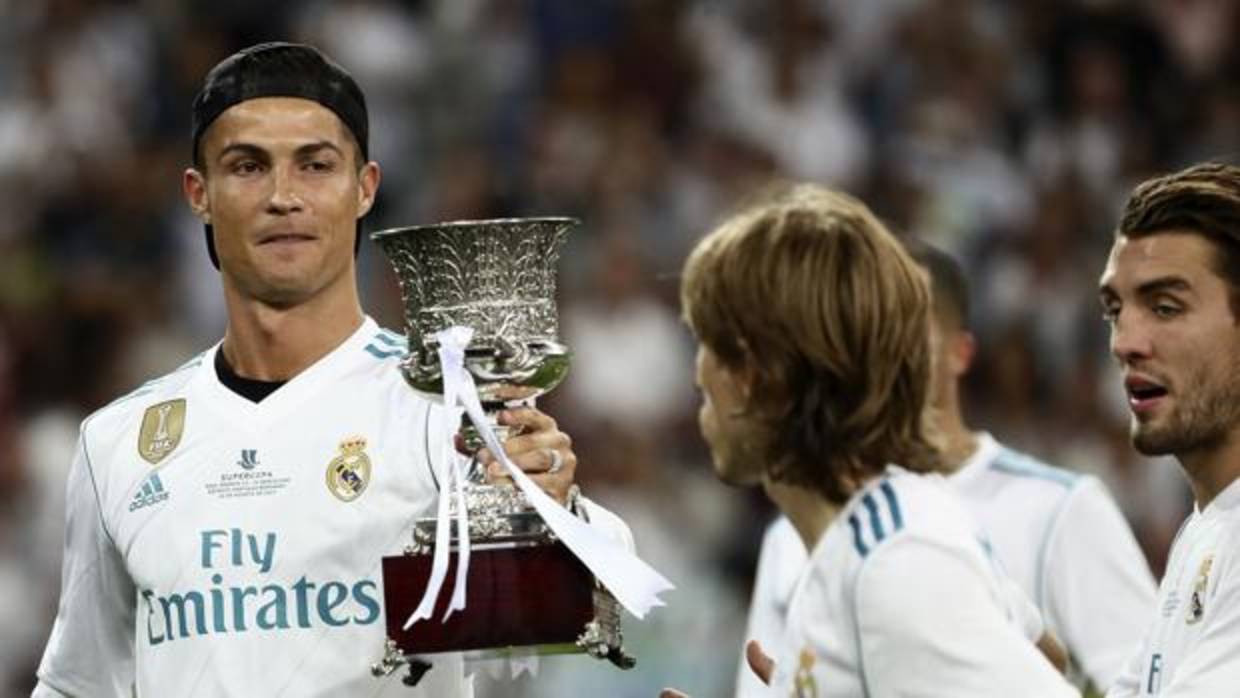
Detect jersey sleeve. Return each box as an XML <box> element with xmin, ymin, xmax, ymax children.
<box><xmin>735</xmin><ymin>518</ymin><xmax>806</xmax><ymax>698</ymax></box>
<box><xmin>1104</xmin><ymin>647</ymin><xmax>1146</xmax><ymax>698</ymax></box>
<box><xmin>578</xmin><ymin>495</ymin><xmax>636</xmax><ymax>553</ymax></box>
<box><xmin>1043</xmin><ymin>477</ymin><xmax>1156</xmax><ymax>691</ymax></box>
<box><xmin>33</xmin><ymin>431</ymin><xmax>136</xmax><ymax>697</ymax></box>
<box><xmin>855</xmin><ymin>536</ymin><xmax>1079</xmax><ymax>698</ymax></box>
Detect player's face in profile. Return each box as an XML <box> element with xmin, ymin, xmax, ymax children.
<box><xmin>187</xmin><ymin>97</ymin><xmax>379</xmax><ymax>306</ymax></box>
<box><xmin>1100</xmin><ymin>231</ymin><xmax>1240</xmax><ymax>456</ymax></box>
<box><xmin>694</xmin><ymin>343</ymin><xmax>763</xmax><ymax>485</ymax></box>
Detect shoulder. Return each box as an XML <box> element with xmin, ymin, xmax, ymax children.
<box><xmin>844</xmin><ymin>472</ymin><xmax>970</xmax><ymax>560</ymax></box>
<box><xmin>985</xmin><ymin>445</ymin><xmax>1082</xmax><ymax>490</ymax></box>
<box><xmin>80</xmin><ymin>350</ymin><xmax>209</xmax><ymax>447</ymax></box>
<box><xmin>360</xmin><ymin>326</ymin><xmax>409</xmax><ymax>361</ymax></box>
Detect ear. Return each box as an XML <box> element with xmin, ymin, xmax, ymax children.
<box><xmin>733</xmin><ymin>341</ymin><xmax>760</xmax><ymax>404</ymax></box>
<box><xmin>949</xmin><ymin>330</ymin><xmax>977</xmax><ymax>378</ymax></box>
<box><xmin>183</xmin><ymin>168</ymin><xmax>211</xmax><ymax>223</ymax></box>
<box><xmin>356</xmin><ymin>161</ymin><xmax>381</xmax><ymax>218</ymax></box>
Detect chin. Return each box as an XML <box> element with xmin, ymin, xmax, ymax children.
<box><xmin>1131</xmin><ymin>419</ymin><xmax>1195</xmax><ymax>457</ymax></box>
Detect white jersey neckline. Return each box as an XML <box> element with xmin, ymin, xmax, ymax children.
<box><xmin>191</xmin><ymin>316</ymin><xmax>383</xmax><ymax>430</ymax></box>
<box><xmin>1197</xmin><ymin>474</ymin><xmax>1240</xmax><ymax>517</ymax></box>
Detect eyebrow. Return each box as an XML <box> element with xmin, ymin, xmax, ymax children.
<box><xmin>1099</xmin><ymin>276</ymin><xmax>1192</xmax><ymax>302</ymax></box>
<box><xmin>215</xmin><ymin>140</ymin><xmax>345</xmax><ymax>163</ymax></box>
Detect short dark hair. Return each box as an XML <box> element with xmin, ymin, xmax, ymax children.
<box><xmin>1119</xmin><ymin>162</ymin><xmax>1240</xmax><ymax>318</ymax></box>
<box><xmin>191</xmin><ymin>42</ymin><xmax>369</xmax><ymax>169</ymax></box>
<box><xmin>903</xmin><ymin>238</ymin><xmax>971</xmax><ymax>331</ymax></box>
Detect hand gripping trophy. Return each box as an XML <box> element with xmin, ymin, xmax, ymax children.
<box><xmin>370</xmin><ymin>218</ymin><xmax>666</xmax><ymax>683</ymax></box>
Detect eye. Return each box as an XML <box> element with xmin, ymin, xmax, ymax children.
<box><xmin>1100</xmin><ymin>303</ymin><xmax>1120</xmax><ymax>324</ymax></box>
<box><xmin>230</xmin><ymin>159</ymin><xmax>264</xmax><ymax>175</ymax></box>
<box><xmin>304</xmin><ymin>159</ymin><xmax>335</xmax><ymax>173</ymax></box>
<box><xmin>1153</xmin><ymin>303</ymin><xmax>1182</xmax><ymax>319</ymax></box>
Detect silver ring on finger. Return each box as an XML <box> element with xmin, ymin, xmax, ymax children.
<box><xmin>547</xmin><ymin>448</ymin><xmax>564</xmax><ymax>474</ymax></box>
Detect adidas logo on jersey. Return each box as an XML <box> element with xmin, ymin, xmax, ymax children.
<box><xmin>130</xmin><ymin>473</ymin><xmax>170</xmax><ymax>512</ymax></box>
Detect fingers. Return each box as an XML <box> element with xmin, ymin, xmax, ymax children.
<box><xmin>745</xmin><ymin>640</ymin><xmax>775</xmax><ymax>685</ymax></box>
<box><xmin>467</xmin><ymin>407</ymin><xmax>577</xmax><ymax>505</ymax></box>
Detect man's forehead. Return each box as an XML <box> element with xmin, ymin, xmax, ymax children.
<box><xmin>1100</xmin><ymin>231</ymin><xmax>1217</xmax><ymax>290</ymax></box>
<box><xmin>203</xmin><ymin>97</ymin><xmax>352</xmax><ymax>149</ymax></box>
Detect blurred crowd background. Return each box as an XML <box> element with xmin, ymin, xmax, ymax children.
<box><xmin>1</xmin><ymin>0</ymin><xmax>1235</xmax><ymax>695</ymax></box>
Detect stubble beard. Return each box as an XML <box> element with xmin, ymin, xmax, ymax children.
<box><xmin>1131</xmin><ymin>365</ymin><xmax>1240</xmax><ymax>457</ymax></box>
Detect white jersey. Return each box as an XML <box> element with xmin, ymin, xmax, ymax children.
<box><xmin>738</xmin><ymin>434</ymin><xmax>1154</xmax><ymax>696</ymax></box>
<box><xmin>1107</xmin><ymin>477</ymin><xmax>1240</xmax><ymax>697</ymax></box>
<box><xmin>34</xmin><ymin>318</ymin><xmax>630</xmax><ymax>698</ymax></box>
<box><xmin>769</xmin><ymin>467</ymin><xmax>1077</xmax><ymax>698</ymax></box>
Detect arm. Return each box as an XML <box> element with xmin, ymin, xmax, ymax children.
<box><xmin>856</xmin><ymin>537</ymin><xmax>1079</xmax><ymax>698</ymax></box>
<box><xmin>1104</xmin><ymin>648</ymin><xmax>1147</xmax><ymax>698</ymax></box>
<box><xmin>1043</xmin><ymin>477</ymin><xmax>1156</xmax><ymax>691</ymax></box>
<box><xmin>33</xmin><ymin>432</ymin><xmax>135</xmax><ymax>697</ymax></box>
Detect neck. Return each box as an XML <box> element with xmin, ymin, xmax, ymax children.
<box><xmin>220</xmin><ymin>280</ymin><xmax>364</xmax><ymax>382</ymax></box>
<box><xmin>934</xmin><ymin>394</ymin><xmax>979</xmax><ymax>473</ymax></box>
<box><xmin>1181</xmin><ymin>428</ymin><xmax>1240</xmax><ymax>509</ymax></box>
<box><xmin>763</xmin><ymin>479</ymin><xmax>839</xmax><ymax>551</ymax></box>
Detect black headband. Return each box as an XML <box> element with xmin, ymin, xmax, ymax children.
<box><xmin>191</xmin><ymin>41</ymin><xmax>368</xmax><ymax>163</ymax></box>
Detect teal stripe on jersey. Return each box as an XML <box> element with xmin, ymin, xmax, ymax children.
<box><xmin>989</xmin><ymin>448</ymin><xmax>1078</xmax><ymax>488</ymax></box>
<box><xmin>862</xmin><ymin>493</ymin><xmax>886</xmax><ymax>542</ymax></box>
<box><xmin>374</xmin><ymin>331</ymin><xmax>406</xmax><ymax>348</ymax></box>
<box><xmin>364</xmin><ymin>344</ymin><xmax>404</xmax><ymax>359</ymax></box>
<box><xmin>848</xmin><ymin>513</ymin><xmax>869</xmax><ymax>556</ymax></box>
<box><xmin>880</xmin><ymin>481</ymin><xmax>903</xmax><ymax>531</ymax></box>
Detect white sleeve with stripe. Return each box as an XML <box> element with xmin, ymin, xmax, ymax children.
<box><xmin>33</xmin><ymin>431</ymin><xmax>136</xmax><ymax>698</ymax></box>
<box><xmin>856</xmin><ymin>535</ymin><xmax>1079</xmax><ymax>698</ymax></box>
<box><xmin>1043</xmin><ymin>477</ymin><xmax>1156</xmax><ymax>691</ymax></box>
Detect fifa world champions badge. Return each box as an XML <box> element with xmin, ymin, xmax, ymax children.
<box><xmin>326</xmin><ymin>436</ymin><xmax>372</xmax><ymax>502</ymax></box>
<box><xmin>1187</xmin><ymin>554</ymin><xmax>1214</xmax><ymax>624</ymax></box>
<box><xmin>138</xmin><ymin>399</ymin><xmax>186</xmax><ymax>465</ymax></box>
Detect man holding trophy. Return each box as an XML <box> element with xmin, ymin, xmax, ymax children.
<box><xmin>32</xmin><ymin>42</ymin><xmax>666</xmax><ymax>697</ymax></box>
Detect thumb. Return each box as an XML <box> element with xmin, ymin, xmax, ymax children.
<box><xmin>746</xmin><ymin>639</ymin><xmax>776</xmax><ymax>685</ymax></box>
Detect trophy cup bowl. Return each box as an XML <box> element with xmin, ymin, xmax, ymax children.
<box><xmin>369</xmin><ymin>217</ymin><xmax>632</xmax><ymax>680</ymax></box>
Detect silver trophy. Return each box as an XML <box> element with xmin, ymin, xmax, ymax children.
<box><xmin>369</xmin><ymin>217</ymin><xmax>631</xmax><ymax>680</ymax></box>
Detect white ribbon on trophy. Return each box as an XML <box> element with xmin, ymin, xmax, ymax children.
<box><xmin>405</xmin><ymin>326</ymin><xmax>674</xmax><ymax>632</ymax></box>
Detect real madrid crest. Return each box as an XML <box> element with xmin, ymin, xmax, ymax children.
<box><xmin>1187</xmin><ymin>554</ymin><xmax>1214</xmax><ymax>625</ymax></box>
<box><xmin>138</xmin><ymin>399</ymin><xmax>186</xmax><ymax>465</ymax></box>
<box><xmin>326</xmin><ymin>436</ymin><xmax>372</xmax><ymax>502</ymax></box>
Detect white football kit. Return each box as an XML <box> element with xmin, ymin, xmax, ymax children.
<box><xmin>34</xmin><ymin>317</ymin><xmax>631</xmax><ymax>697</ymax></box>
<box><xmin>768</xmin><ymin>467</ymin><xmax>1078</xmax><ymax>698</ymax></box>
<box><xmin>1107</xmin><ymin>477</ymin><xmax>1240</xmax><ymax>697</ymax></box>
<box><xmin>739</xmin><ymin>434</ymin><xmax>1154</xmax><ymax>696</ymax></box>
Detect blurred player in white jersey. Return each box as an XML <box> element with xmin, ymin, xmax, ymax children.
<box><xmin>666</xmin><ymin>184</ymin><xmax>1078</xmax><ymax>697</ymax></box>
<box><xmin>32</xmin><ymin>42</ymin><xmax>629</xmax><ymax>697</ymax></box>
<box><xmin>1100</xmin><ymin>163</ymin><xmax>1240</xmax><ymax>697</ymax></box>
<box><xmin>735</xmin><ymin>241</ymin><xmax>1156</xmax><ymax>697</ymax></box>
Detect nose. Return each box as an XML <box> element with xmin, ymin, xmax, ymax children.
<box><xmin>1110</xmin><ymin>311</ymin><xmax>1152</xmax><ymax>366</ymax></box>
<box><xmin>266</xmin><ymin>164</ymin><xmax>304</xmax><ymax>214</ymax></box>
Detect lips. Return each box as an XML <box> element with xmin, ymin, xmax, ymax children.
<box><xmin>1125</xmin><ymin>374</ymin><xmax>1169</xmax><ymax>417</ymax></box>
<box><xmin>258</xmin><ymin>232</ymin><xmax>315</xmax><ymax>245</ymax></box>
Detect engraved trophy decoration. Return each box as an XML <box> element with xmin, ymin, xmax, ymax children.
<box><xmin>369</xmin><ymin>218</ymin><xmax>638</xmax><ymax>682</ymax></box>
